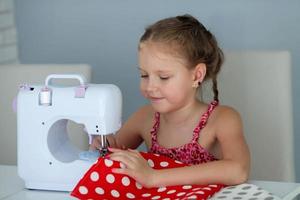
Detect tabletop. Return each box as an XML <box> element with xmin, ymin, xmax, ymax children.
<box><xmin>1</xmin><ymin>165</ymin><xmax>300</xmax><ymax>200</ymax></box>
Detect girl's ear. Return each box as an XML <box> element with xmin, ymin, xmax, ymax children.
<box><xmin>192</xmin><ymin>63</ymin><xmax>206</xmax><ymax>88</ymax></box>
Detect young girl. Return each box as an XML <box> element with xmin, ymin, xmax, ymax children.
<box><xmin>91</xmin><ymin>14</ymin><xmax>250</xmax><ymax>188</ymax></box>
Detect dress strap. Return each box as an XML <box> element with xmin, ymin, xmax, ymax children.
<box><xmin>150</xmin><ymin>112</ymin><xmax>160</xmax><ymax>143</ymax></box>
<box><xmin>192</xmin><ymin>100</ymin><xmax>219</xmax><ymax>142</ymax></box>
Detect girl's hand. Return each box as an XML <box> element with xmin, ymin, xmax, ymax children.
<box><xmin>90</xmin><ymin>136</ymin><xmax>101</xmax><ymax>150</ymax></box>
<box><xmin>108</xmin><ymin>147</ymin><xmax>156</xmax><ymax>188</ymax></box>
<box><xmin>90</xmin><ymin>134</ymin><xmax>120</xmax><ymax>150</ymax></box>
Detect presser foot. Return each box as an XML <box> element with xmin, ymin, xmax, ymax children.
<box><xmin>98</xmin><ymin>148</ymin><xmax>109</xmax><ymax>157</ymax></box>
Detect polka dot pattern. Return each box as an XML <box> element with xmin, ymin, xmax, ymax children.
<box><xmin>121</xmin><ymin>176</ymin><xmax>130</xmax><ymax>186</ymax></box>
<box><xmin>126</xmin><ymin>192</ymin><xmax>135</xmax><ymax>199</ymax></box>
<box><xmin>71</xmin><ymin>152</ymin><xmax>224</xmax><ymax>199</ymax></box>
<box><xmin>90</xmin><ymin>171</ymin><xmax>99</xmax><ymax>182</ymax></box>
<box><xmin>135</xmin><ymin>182</ymin><xmax>143</xmax><ymax>189</ymax></box>
<box><xmin>160</xmin><ymin>161</ymin><xmax>169</xmax><ymax>167</ymax></box>
<box><xmin>183</xmin><ymin>185</ymin><xmax>192</xmax><ymax>190</ymax></box>
<box><xmin>105</xmin><ymin>174</ymin><xmax>115</xmax><ymax>183</ymax></box>
<box><xmin>78</xmin><ymin>186</ymin><xmax>88</xmax><ymax>195</ymax></box>
<box><xmin>95</xmin><ymin>187</ymin><xmax>104</xmax><ymax>195</ymax></box>
<box><xmin>157</xmin><ymin>187</ymin><xmax>167</xmax><ymax>192</ymax></box>
<box><xmin>111</xmin><ymin>189</ymin><xmax>120</xmax><ymax>197</ymax></box>
<box><xmin>147</xmin><ymin>159</ymin><xmax>155</xmax><ymax>167</ymax></box>
<box><xmin>210</xmin><ymin>183</ymin><xmax>281</xmax><ymax>200</ymax></box>
<box><xmin>120</xmin><ymin>162</ymin><xmax>126</xmax><ymax>169</ymax></box>
<box><xmin>142</xmin><ymin>193</ymin><xmax>151</xmax><ymax>197</ymax></box>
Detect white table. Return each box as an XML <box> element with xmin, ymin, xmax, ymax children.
<box><xmin>1</xmin><ymin>165</ymin><xmax>300</xmax><ymax>200</ymax></box>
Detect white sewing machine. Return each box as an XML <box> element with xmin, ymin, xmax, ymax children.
<box><xmin>16</xmin><ymin>74</ymin><xmax>122</xmax><ymax>191</ymax></box>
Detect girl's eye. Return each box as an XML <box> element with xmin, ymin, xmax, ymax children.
<box><xmin>140</xmin><ymin>75</ymin><xmax>148</xmax><ymax>78</ymax></box>
<box><xmin>160</xmin><ymin>76</ymin><xmax>169</xmax><ymax>80</ymax></box>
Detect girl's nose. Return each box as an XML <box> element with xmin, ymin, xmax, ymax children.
<box><xmin>146</xmin><ymin>78</ymin><xmax>158</xmax><ymax>92</ymax></box>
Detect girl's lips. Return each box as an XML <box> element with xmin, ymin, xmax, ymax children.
<box><xmin>149</xmin><ymin>97</ymin><xmax>164</xmax><ymax>102</ymax></box>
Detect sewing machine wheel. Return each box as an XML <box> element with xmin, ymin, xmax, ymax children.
<box><xmin>47</xmin><ymin>119</ymin><xmax>89</xmax><ymax>163</ymax></box>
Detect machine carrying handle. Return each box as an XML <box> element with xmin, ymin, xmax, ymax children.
<box><xmin>45</xmin><ymin>74</ymin><xmax>87</xmax><ymax>87</ymax></box>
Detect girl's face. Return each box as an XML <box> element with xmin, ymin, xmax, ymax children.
<box><xmin>139</xmin><ymin>42</ymin><xmax>197</xmax><ymax>113</ymax></box>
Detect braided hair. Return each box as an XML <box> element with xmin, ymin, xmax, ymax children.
<box><xmin>140</xmin><ymin>14</ymin><xmax>223</xmax><ymax>101</ymax></box>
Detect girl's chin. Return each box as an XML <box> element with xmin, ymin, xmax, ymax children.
<box><xmin>150</xmin><ymin>104</ymin><xmax>173</xmax><ymax>114</ymax></box>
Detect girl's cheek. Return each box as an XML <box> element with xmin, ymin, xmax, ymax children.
<box><xmin>139</xmin><ymin>88</ymin><xmax>148</xmax><ymax>98</ymax></box>
<box><xmin>140</xmin><ymin>82</ymin><xmax>147</xmax><ymax>93</ymax></box>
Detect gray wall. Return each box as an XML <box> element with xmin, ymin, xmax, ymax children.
<box><xmin>14</xmin><ymin>0</ymin><xmax>300</xmax><ymax>181</ymax></box>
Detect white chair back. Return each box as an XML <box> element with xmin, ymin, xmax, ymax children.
<box><xmin>203</xmin><ymin>51</ymin><xmax>294</xmax><ymax>181</ymax></box>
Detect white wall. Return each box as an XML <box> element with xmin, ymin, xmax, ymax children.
<box><xmin>0</xmin><ymin>0</ymin><xmax>18</xmax><ymax>64</ymax></box>
<box><xmin>12</xmin><ymin>0</ymin><xmax>300</xmax><ymax>181</ymax></box>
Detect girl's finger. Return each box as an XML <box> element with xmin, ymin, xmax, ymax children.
<box><xmin>109</xmin><ymin>154</ymin><xmax>136</xmax><ymax>169</ymax></box>
<box><xmin>112</xmin><ymin>167</ymin><xmax>130</xmax><ymax>175</ymax></box>
<box><xmin>127</xmin><ymin>149</ymin><xmax>141</xmax><ymax>157</ymax></box>
<box><xmin>109</xmin><ymin>148</ymin><xmax>140</xmax><ymax>161</ymax></box>
<box><xmin>128</xmin><ymin>148</ymin><xmax>138</xmax><ymax>152</ymax></box>
<box><xmin>108</xmin><ymin>147</ymin><xmax>122</xmax><ymax>152</ymax></box>
<box><xmin>109</xmin><ymin>150</ymin><xmax>134</xmax><ymax>160</ymax></box>
<box><xmin>112</xmin><ymin>167</ymin><xmax>136</xmax><ymax>181</ymax></box>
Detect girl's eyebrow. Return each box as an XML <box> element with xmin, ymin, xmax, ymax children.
<box><xmin>137</xmin><ymin>67</ymin><xmax>147</xmax><ymax>73</ymax></box>
<box><xmin>137</xmin><ymin>67</ymin><xmax>172</xmax><ymax>73</ymax></box>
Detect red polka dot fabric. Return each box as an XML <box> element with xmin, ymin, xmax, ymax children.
<box><xmin>71</xmin><ymin>152</ymin><xmax>224</xmax><ymax>200</ymax></box>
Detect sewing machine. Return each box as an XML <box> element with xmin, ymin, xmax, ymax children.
<box><xmin>16</xmin><ymin>74</ymin><xmax>122</xmax><ymax>191</ymax></box>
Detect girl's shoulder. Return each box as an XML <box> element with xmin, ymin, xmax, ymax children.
<box><xmin>130</xmin><ymin>104</ymin><xmax>155</xmax><ymax>126</ymax></box>
<box><xmin>209</xmin><ymin>104</ymin><xmax>242</xmax><ymax>128</ymax></box>
<box><xmin>214</xmin><ymin>104</ymin><xmax>241</xmax><ymax>117</ymax></box>
<box><xmin>209</xmin><ymin>104</ymin><xmax>243</xmax><ymax>136</ymax></box>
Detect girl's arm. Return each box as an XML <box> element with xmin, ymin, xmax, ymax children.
<box><xmin>110</xmin><ymin>106</ymin><xmax>250</xmax><ymax>187</ymax></box>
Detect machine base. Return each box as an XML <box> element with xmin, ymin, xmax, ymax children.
<box><xmin>25</xmin><ymin>181</ymin><xmax>75</xmax><ymax>192</ymax></box>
